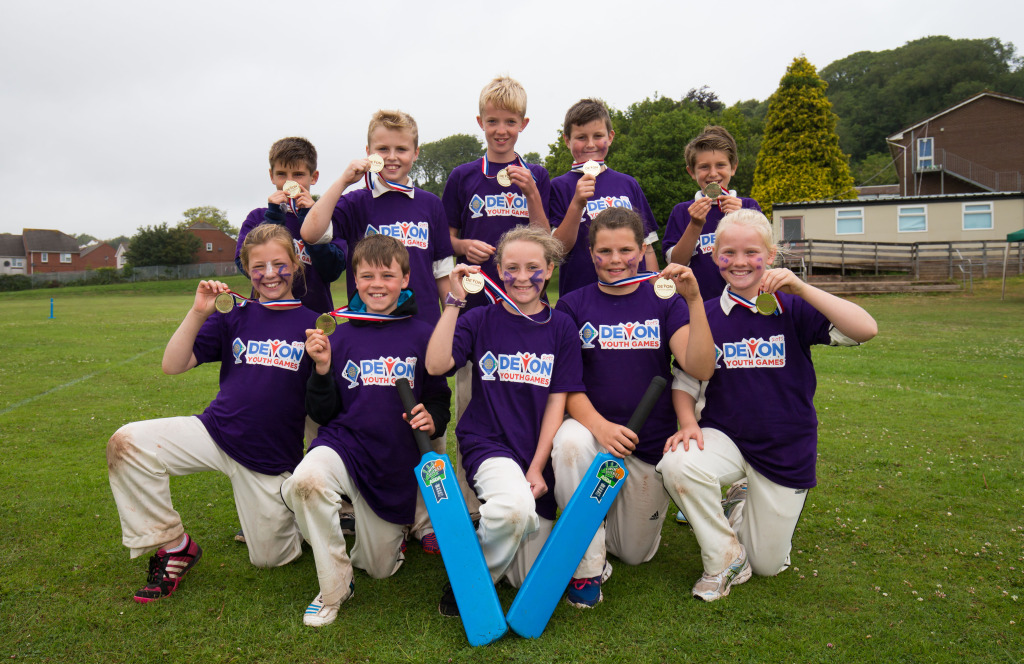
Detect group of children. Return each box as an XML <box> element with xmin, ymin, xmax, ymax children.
<box><xmin>106</xmin><ymin>75</ymin><xmax>878</xmax><ymax>630</ymax></box>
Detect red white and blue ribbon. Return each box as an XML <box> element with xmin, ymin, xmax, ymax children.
<box><xmin>476</xmin><ymin>271</ymin><xmax>552</xmax><ymax>324</ymax></box>
<box><xmin>570</xmin><ymin>159</ymin><xmax>606</xmax><ymax>173</ymax></box>
<box><xmin>220</xmin><ymin>290</ymin><xmax>303</xmax><ymax>310</ymax></box>
<box><xmin>286</xmin><ymin>198</ymin><xmax>299</xmax><ymax>215</ymax></box>
<box><xmin>480</xmin><ymin>153</ymin><xmax>538</xmax><ymax>183</ymax></box>
<box><xmin>726</xmin><ymin>289</ymin><xmax>783</xmax><ymax>315</ymax></box>
<box><xmin>597</xmin><ymin>271</ymin><xmax>659</xmax><ymax>288</ymax></box>
<box><xmin>327</xmin><ymin>306</ymin><xmax>412</xmax><ymax>323</ymax></box>
<box><xmin>364</xmin><ymin>171</ymin><xmax>415</xmax><ymax>196</ymax></box>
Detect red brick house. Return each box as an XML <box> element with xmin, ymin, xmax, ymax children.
<box><xmin>80</xmin><ymin>242</ymin><xmax>118</xmax><ymax>269</ymax></box>
<box><xmin>186</xmin><ymin>222</ymin><xmax>236</xmax><ymax>264</ymax></box>
<box><xmin>886</xmin><ymin>91</ymin><xmax>1024</xmax><ymax>197</ymax></box>
<box><xmin>22</xmin><ymin>229</ymin><xmax>84</xmax><ymax>275</ymax></box>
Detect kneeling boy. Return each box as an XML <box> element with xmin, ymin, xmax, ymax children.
<box><xmin>282</xmin><ymin>235</ymin><xmax>451</xmax><ymax>627</ymax></box>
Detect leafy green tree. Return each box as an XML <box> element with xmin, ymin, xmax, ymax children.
<box><xmin>850</xmin><ymin>152</ymin><xmax>898</xmax><ymax>186</ymax></box>
<box><xmin>522</xmin><ymin>151</ymin><xmax>541</xmax><ymax>165</ymax></box>
<box><xmin>106</xmin><ymin>235</ymin><xmax>130</xmax><ymax>249</ymax></box>
<box><xmin>752</xmin><ymin>56</ymin><xmax>857</xmax><ymax>218</ymax></box>
<box><xmin>125</xmin><ymin>223</ymin><xmax>201</xmax><ymax>267</ymax></box>
<box><xmin>821</xmin><ymin>36</ymin><xmax>1024</xmax><ymax>160</ymax></box>
<box><xmin>177</xmin><ymin>206</ymin><xmax>238</xmax><ymax>238</ymax></box>
<box><xmin>411</xmin><ymin>134</ymin><xmax>484</xmax><ymax>196</ymax></box>
<box><xmin>75</xmin><ymin>233</ymin><xmax>97</xmax><ymax>246</ymax></box>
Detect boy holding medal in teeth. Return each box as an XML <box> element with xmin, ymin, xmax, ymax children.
<box><xmin>662</xmin><ymin>126</ymin><xmax>762</xmax><ymax>298</ymax></box>
<box><xmin>282</xmin><ymin>234</ymin><xmax>451</xmax><ymax>627</ymax></box>
<box><xmin>301</xmin><ymin>110</ymin><xmax>457</xmax><ymax>555</ymax></box>
<box><xmin>301</xmin><ymin>110</ymin><xmax>455</xmax><ymax>328</ymax></box>
<box><xmin>659</xmin><ymin>209</ymin><xmax>877</xmax><ymax>602</ymax></box>
<box><xmin>549</xmin><ymin>98</ymin><xmax>660</xmax><ymax>296</ymax></box>
<box><xmin>551</xmin><ymin>207</ymin><xmax>715</xmax><ymax>608</ymax></box>
<box><xmin>236</xmin><ymin>137</ymin><xmax>348</xmax><ymax>316</ymax></box>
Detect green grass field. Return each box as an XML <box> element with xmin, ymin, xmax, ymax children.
<box><xmin>1</xmin><ymin>277</ymin><xmax>1021</xmax><ymax>663</ymax></box>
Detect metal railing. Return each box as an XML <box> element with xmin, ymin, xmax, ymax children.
<box><xmin>954</xmin><ymin>249</ymin><xmax>973</xmax><ymax>294</ymax></box>
<box><xmin>917</xmin><ymin>149</ymin><xmax>1022</xmax><ymax>192</ymax></box>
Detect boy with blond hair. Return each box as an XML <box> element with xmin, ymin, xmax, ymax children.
<box><xmin>442</xmin><ymin>75</ymin><xmax>551</xmax><ymax>311</ymax></box>
<box><xmin>302</xmin><ymin>110</ymin><xmax>455</xmax><ymax>327</ymax></box>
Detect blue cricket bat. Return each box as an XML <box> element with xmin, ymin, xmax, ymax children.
<box><xmin>396</xmin><ymin>378</ymin><xmax>507</xmax><ymax>647</ymax></box>
<box><xmin>506</xmin><ymin>375</ymin><xmax>668</xmax><ymax>639</ymax></box>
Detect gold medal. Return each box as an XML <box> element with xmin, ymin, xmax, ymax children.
<box><xmin>215</xmin><ymin>293</ymin><xmax>234</xmax><ymax>314</ymax></box>
<box><xmin>496</xmin><ymin>168</ymin><xmax>512</xmax><ymax>187</ymax></box>
<box><xmin>282</xmin><ymin>180</ymin><xmax>302</xmax><ymax>199</ymax></box>
<box><xmin>315</xmin><ymin>313</ymin><xmax>337</xmax><ymax>335</ymax></box>
<box><xmin>755</xmin><ymin>293</ymin><xmax>778</xmax><ymax>315</ymax></box>
<box><xmin>653</xmin><ymin>277</ymin><xmax>676</xmax><ymax>299</ymax></box>
<box><xmin>702</xmin><ymin>182</ymin><xmax>723</xmax><ymax>200</ymax></box>
<box><xmin>462</xmin><ymin>272</ymin><xmax>485</xmax><ymax>294</ymax></box>
<box><xmin>367</xmin><ymin>153</ymin><xmax>385</xmax><ymax>173</ymax></box>
<box><xmin>581</xmin><ymin>160</ymin><xmax>602</xmax><ymax>177</ymax></box>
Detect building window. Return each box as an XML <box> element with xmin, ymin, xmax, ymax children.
<box><xmin>897</xmin><ymin>205</ymin><xmax>927</xmax><ymax>233</ymax></box>
<box><xmin>781</xmin><ymin>216</ymin><xmax>803</xmax><ymax>243</ymax></box>
<box><xmin>917</xmin><ymin>137</ymin><xmax>934</xmax><ymax>170</ymax></box>
<box><xmin>963</xmin><ymin>202</ymin><xmax>994</xmax><ymax>230</ymax></box>
<box><xmin>40</xmin><ymin>252</ymin><xmax>48</xmax><ymax>263</ymax></box>
<box><xmin>836</xmin><ymin>208</ymin><xmax>864</xmax><ymax>235</ymax></box>
<box><xmin>14</xmin><ymin>258</ymin><xmax>23</xmax><ymax>267</ymax></box>
<box><xmin>206</xmin><ymin>242</ymin><xmax>213</xmax><ymax>252</ymax></box>
<box><xmin>61</xmin><ymin>253</ymin><xmax>72</xmax><ymax>263</ymax></box>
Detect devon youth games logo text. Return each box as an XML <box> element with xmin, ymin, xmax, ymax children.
<box><xmin>693</xmin><ymin>232</ymin><xmax>715</xmax><ymax>256</ymax></box>
<box><xmin>468</xmin><ymin>192</ymin><xmax>529</xmax><ymax>219</ymax></box>
<box><xmin>585</xmin><ymin>195</ymin><xmax>634</xmax><ymax>218</ymax></box>
<box><xmin>581</xmin><ymin>319</ymin><xmax>661</xmax><ymax>350</ymax></box>
<box><xmin>718</xmin><ymin>335</ymin><xmax>786</xmax><ymax>369</ymax></box>
<box><xmin>365</xmin><ymin>222</ymin><xmax>429</xmax><ymax>249</ymax></box>
<box><xmin>341</xmin><ymin>356</ymin><xmax>418</xmax><ymax>388</ymax></box>
<box><xmin>477</xmin><ymin>351</ymin><xmax>554</xmax><ymax>387</ymax></box>
<box><xmin>293</xmin><ymin>239</ymin><xmax>312</xmax><ymax>265</ymax></box>
<box><xmin>233</xmin><ymin>338</ymin><xmax>305</xmax><ymax>371</ymax></box>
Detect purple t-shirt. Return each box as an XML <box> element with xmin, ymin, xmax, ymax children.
<box><xmin>555</xmin><ymin>282</ymin><xmax>691</xmax><ymax>464</ymax></box>
<box><xmin>442</xmin><ymin>158</ymin><xmax>551</xmax><ymax>309</ymax></box>
<box><xmin>549</xmin><ymin>168</ymin><xmax>659</xmax><ymax>296</ymax></box>
<box><xmin>330</xmin><ymin>188</ymin><xmax>454</xmax><ymax>326</ymax></box>
<box><xmin>662</xmin><ymin>197</ymin><xmax>762</xmax><ymax>297</ymax></box>
<box><xmin>698</xmin><ymin>291</ymin><xmax>833</xmax><ymax>489</ymax></box>
<box><xmin>309</xmin><ymin>317</ymin><xmax>450</xmax><ymax>524</ymax></box>
<box><xmin>449</xmin><ymin>303</ymin><xmax>584</xmax><ymax>519</ymax></box>
<box><xmin>193</xmin><ymin>302</ymin><xmax>317</xmax><ymax>475</ymax></box>
<box><xmin>237</xmin><ymin>207</ymin><xmax>345</xmax><ymax>315</ymax></box>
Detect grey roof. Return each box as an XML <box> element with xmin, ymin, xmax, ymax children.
<box><xmin>0</xmin><ymin>233</ymin><xmax>24</xmax><ymax>257</ymax></box>
<box><xmin>774</xmin><ymin>190</ymin><xmax>1024</xmax><ymax>210</ymax></box>
<box><xmin>22</xmin><ymin>229</ymin><xmax>81</xmax><ymax>253</ymax></box>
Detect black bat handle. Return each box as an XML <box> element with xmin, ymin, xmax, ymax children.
<box><xmin>625</xmin><ymin>376</ymin><xmax>668</xmax><ymax>433</ymax></box>
<box><xmin>396</xmin><ymin>377</ymin><xmax>433</xmax><ymax>457</ymax></box>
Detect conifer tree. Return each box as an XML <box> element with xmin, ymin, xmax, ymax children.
<box><xmin>752</xmin><ymin>56</ymin><xmax>856</xmax><ymax>218</ymax></box>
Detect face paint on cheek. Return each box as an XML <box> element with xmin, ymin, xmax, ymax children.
<box><xmin>718</xmin><ymin>256</ymin><xmax>730</xmax><ymax>273</ymax></box>
<box><xmin>251</xmin><ymin>270</ymin><xmax>265</xmax><ymax>286</ymax></box>
<box><xmin>503</xmin><ymin>271</ymin><xmax>516</xmax><ymax>290</ymax></box>
<box><xmin>754</xmin><ymin>257</ymin><xmax>764</xmax><ymax>272</ymax></box>
<box><xmin>626</xmin><ymin>254</ymin><xmax>639</xmax><ymax>274</ymax></box>
<box><xmin>277</xmin><ymin>264</ymin><xmax>293</xmax><ymax>280</ymax></box>
<box><xmin>594</xmin><ymin>254</ymin><xmax>604</xmax><ymax>266</ymax></box>
<box><xmin>529</xmin><ymin>269</ymin><xmax>544</xmax><ymax>292</ymax></box>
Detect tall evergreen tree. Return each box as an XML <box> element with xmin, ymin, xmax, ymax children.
<box><xmin>752</xmin><ymin>57</ymin><xmax>856</xmax><ymax>218</ymax></box>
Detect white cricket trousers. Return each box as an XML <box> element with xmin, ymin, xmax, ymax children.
<box><xmin>474</xmin><ymin>456</ymin><xmax>553</xmax><ymax>587</ymax></box>
<box><xmin>281</xmin><ymin>446</ymin><xmax>405</xmax><ymax>605</ymax></box>
<box><xmin>658</xmin><ymin>427</ymin><xmax>807</xmax><ymax>577</ymax></box>
<box><xmin>552</xmin><ymin>418</ymin><xmax>669</xmax><ymax>579</ymax></box>
<box><xmin>107</xmin><ymin>416</ymin><xmax>302</xmax><ymax>567</ymax></box>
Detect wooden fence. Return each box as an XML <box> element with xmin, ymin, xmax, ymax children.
<box><xmin>778</xmin><ymin>239</ymin><xmax>1024</xmax><ymax>281</ymax></box>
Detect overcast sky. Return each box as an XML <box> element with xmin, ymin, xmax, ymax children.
<box><xmin>2</xmin><ymin>0</ymin><xmax>1023</xmax><ymax>241</ymax></box>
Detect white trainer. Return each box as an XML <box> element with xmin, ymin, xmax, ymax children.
<box><xmin>303</xmin><ymin>584</ymin><xmax>354</xmax><ymax>627</ymax></box>
<box><xmin>692</xmin><ymin>549</ymin><xmax>752</xmax><ymax>602</ymax></box>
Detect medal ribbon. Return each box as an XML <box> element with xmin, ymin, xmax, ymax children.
<box><xmin>726</xmin><ymin>289</ymin><xmax>783</xmax><ymax>315</ymax></box>
<box><xmin>570</xmin><ymin>160</ymin><xmax>606</xmax><ymax>173</ymax></box>
<box><xmin>218</xmin><ymin>290</ymin><xmax>303</xmax><ymax>310</ymax></box>
<box><xmin>480</xmin><ymin>153</ymin><xmax>538</xmax><ymax>183</ymax></box>
<box><xmin>364</xmin><ymin>171</ymin><xmax>415</xmax><ymax>196</ymax></box>
<box><xmin>327</xmin><ymin>306</ymin><xmax>412</xmax><ymax>323</ymax></box>
<box><xmin>285</xmin><ymin>198</ymin><xmax>299</xmax><ymax>215</ymax></box>
<box><xmin>597</xmin><ymin>271</ymin><xmax>659</xmax><ymax>288</ymax></box>
<box><xmin>476</xmin><ymin>271</ymin><xmax>552</xmax><ymax>324</ymax></box>
<box><xmin>696</xmin><ymin>186</ymin><xmax>738</xmax><ymax>211</ymax></box>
